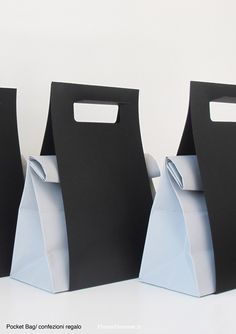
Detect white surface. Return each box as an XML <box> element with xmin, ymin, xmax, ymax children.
<box><xmin>0</xmin><ymin>277</ymin><xmax>236</xmax><ymax>334</ymax></box>
<box><xmin>1</xmin><ymin>0</ymin><xmax>236</xmax><ymax>332</ymax></box>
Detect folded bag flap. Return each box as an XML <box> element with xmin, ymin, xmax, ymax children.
<box><xmin>29</xmin><ymin>155</ymin><xmax>59</xmax><ymax>183</ymax></box>
<box><xmin>29</xmin><ymin>154</ymin><xmax>158</xmax><ymax>184</ymax></box>
<box><xmin>166</xmin><ymin>155</ymin><xmax>203</xmax><ymax>191</ymax></box>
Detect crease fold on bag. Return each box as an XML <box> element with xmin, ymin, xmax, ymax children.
<box><xmin>139</xmin><ymin>155</ymin><xmax>216</xmax><ymax>297</ymax></box>
<box><xmin>10</xmin><ymin>155</ymin><xmax>69</xmax><ymax>293</ymax></box>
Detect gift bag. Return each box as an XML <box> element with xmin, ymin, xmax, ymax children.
<box><xmin>11</xmin><ymin>156</ymin><xmax>69</xmax><ymax>292</ymax></box>
<box><xmin>0</xmin><ymin>88</ymin><xmax>24</xmax><ymax>277</ymax></box>
<box><xmin>11</xmin><ymin>82</ymin><xmax>155</xmax><ymax>292</ymax></box>
<box><xmin>11</xmin><ymin>153</ymin><xmax>159</xmax><ymax>293</ymax></box>
<box><xmin>140</xmin><ymin>81</ymin><xmax>236</xmax><ymax>295</ymax></box>
<box><xmin>139</xmin><ymin>155</ymin><xmax>215</xmax><ymax>297</ymax></box>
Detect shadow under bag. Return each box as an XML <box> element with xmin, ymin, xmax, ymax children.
<box><xmin>38</xmin><ymin>82</ymin><xmax>153</xmax><ymax>291</ymax></box>
<box><xmin>0</xmin><ymin>88</ymin><xmax>24</xmax><ymax>277</ymax></box>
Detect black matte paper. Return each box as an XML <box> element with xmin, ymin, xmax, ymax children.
<box><xmin>178</xmin><ymin>81</ymin><xmax>236</xmax><ymax>293</ymax></box>
<box><xmin>0</xmin><ymin>88</ymin><xmax>24</xmax><ymax>277</ymax></box>
<box><xmin>41</xmin><ymin>82</ymin><xmax>153</xmax><ymax>291</ymax></box>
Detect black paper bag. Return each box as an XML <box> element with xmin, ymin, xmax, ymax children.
<box><xmin>178</xmin><ymin>81</ymin><xmax>236</xmax><ymax>293</ymax></box>
<box><xmin>0</xmin><ymin>88</ymin><xmax>24</xmax><ymax>277</ymax></box>
<box><xmin>41</xmin><ymin>82</ymin><xmax>153</xmax><ymax>291</ymax></box>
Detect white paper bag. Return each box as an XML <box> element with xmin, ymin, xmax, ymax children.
<box><xmin>10</xmin><ymin>156</ymin><xmax>69</xmax><ymax>293</ymax></box>
<box><xmin>139</xmin><ymin>155</ymin><xmax>216</xmax><ymax>297</ymax></box>
<box><xmin>11</xmin><ymin>154</ymin><xmax>159</xmax><ymax>293</ymax></box>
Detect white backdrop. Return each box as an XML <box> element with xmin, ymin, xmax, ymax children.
<box><xmin>1</xmin><ymin>0</ymin><xmax>236</xmax><ymax>166</ymax></box>
<box><xmin>1</xmin><ymin>1</ymin><xmax>236</xmax><ymax>333</ymax></box>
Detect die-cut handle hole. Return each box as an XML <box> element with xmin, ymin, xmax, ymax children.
<box><xmin>210</xmin><ymin>97</ymin><xmax>236</xmax><ymax>122</ymax></box>
<box><xmin>74</xmin><ymin>102</ymin><xmax>119</xmax><ymax>124</ymax></box>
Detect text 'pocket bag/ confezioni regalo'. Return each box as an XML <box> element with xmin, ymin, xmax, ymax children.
<box><xmin>0</xmin><ymin>88</ymin><xmax>24</xmax><ymax>278</ymax></box>
<box><xmin>140</xmin><ymin>81</ymin><xmax>236</xmax><ymax>297</ymax></box>
<box><xmin>10</xmin><ymin>82</ymin><xmax>160</xmax><ymax>293</ymax></box>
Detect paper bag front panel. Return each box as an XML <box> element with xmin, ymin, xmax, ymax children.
<box><xmin>11</xmin><ymin>156</ymin><xmax>69</xmax><ymax>293</ymax></box>
<box><xmin>0</xmin><ymin>88</ymin><xmax>23</xmax><ymax>277</ymax></box>
<box><xmin>178</xmin><ymin>81</ymin><xmax>236</xmax><ymax>293</ymax></box>
<box><xmin>41</xmin><ymin>83</ymin><xmax>153</xmax><ymax>291</ymax></box>
<box><xmin>140</xmin><ymin>156</ymin><xmax>215</xmax><ymax>297</ymax></box>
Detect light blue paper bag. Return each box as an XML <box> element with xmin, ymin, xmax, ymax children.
<box><xmin>140</xmin><ymin>155</ymin><xmax>215</xmax><ymax>297</ymax></box>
